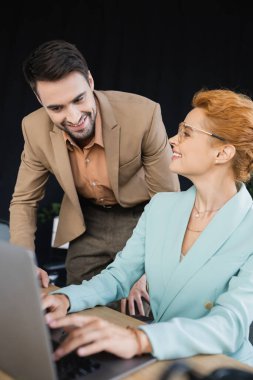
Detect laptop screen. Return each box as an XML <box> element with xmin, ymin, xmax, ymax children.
<box><xmin>0</xmin><ymin>241</ymin><xmax>155</xmax><ymax>380</ymax></box>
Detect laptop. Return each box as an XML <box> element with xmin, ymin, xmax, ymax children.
<box><xmin>0</xmin><ymin>241</ymin><xmax>156</xmax><ymax>380</ymax></box>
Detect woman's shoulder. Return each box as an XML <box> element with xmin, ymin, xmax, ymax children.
<box><xmin>148</xmin><ymin>190</ymin><xmax>189</xmax><ymax>210</ymax></box>
<box><xmin>152</xmin><ymin>189</ymin><xmax>191</xmax><ymax>202</ymax></box>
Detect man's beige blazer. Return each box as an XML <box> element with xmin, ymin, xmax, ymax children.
<box><xmin>10</xmin><ymin>90</ymin><xmax>179</xmax><ymax>250</ymax></box>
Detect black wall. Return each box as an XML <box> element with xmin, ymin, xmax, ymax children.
<box><xmin>1</xmin><ymin>0</ymin><xmax>253</xmax><ymax>261</ymax></box>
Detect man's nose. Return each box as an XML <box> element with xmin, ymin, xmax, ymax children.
<box><xmin>66</xmin><ymin>106</ymin><xmax>81</xmax><ymax>125</ymax></box>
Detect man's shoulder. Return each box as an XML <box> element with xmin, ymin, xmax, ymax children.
<box><xmin>97</xmin><ymin>90</ymin><xmax>157</xmax><ymax>108</ymax></box>
<box><xmin>22</xmin><ymin>107</ymin><xmax>53</xmax><ymax>129</ymax></box>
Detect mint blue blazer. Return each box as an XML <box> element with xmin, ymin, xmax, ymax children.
<box><xmin>57</xmin><ymin>184</ymin><xmax>253</xmax><ymax>365</ymax></box>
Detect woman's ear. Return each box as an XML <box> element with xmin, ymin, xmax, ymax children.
<box><xmin>215</xmin><ymin>145</ymin><xmax>236</xmax><ymax>164</ymax></box>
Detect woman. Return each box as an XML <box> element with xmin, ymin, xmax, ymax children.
<box><xmin>43</xmin><ymin>89</ymin><xmax>253</xmax><ymax>365</ymax></box>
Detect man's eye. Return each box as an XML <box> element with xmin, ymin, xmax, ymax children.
<box><xmin>74</xmin><ymin>96</ymin><xmax>84</xmax><ymax>103</ymax></box>
<box><xmin>50</xmin><ymin>107</ymin><xmax>62</xmax><ymax>112</ymax></box>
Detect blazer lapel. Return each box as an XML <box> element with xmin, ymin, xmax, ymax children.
<box><xmin>149</xmin><ymin>187</ymin><xmax>195</xmax><ymax>320</ymax></box>
<box><xmin>159</xmin><ymin>187</ymin><xmax>196</xmax><ymax>285</ymax></box>
<box><xmin>94</xmin><ymin>91</ymin><xmax>120</xmax><ymax>201</ymax></box>
<box><xmin>156</xmin><ymin>184</ymin><xmax>252</xmax><ymax>321</ymax></box>
<box><xmin>50</xmin><ymin>126</ymin><xmax>83</xmax><ymax>219</ymax></box>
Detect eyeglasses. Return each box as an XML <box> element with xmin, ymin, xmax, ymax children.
<box><xmin>177</xmin><ymin>122</ymin><xmax>226</xmax><ymax>143</ymax></box>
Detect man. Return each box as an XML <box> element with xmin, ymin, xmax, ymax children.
<box><xmin>9</xmin><ymin>40</ymin><xmax>179</xmax><ymax>315</ymax></box>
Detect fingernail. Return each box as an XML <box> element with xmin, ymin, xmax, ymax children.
<box><xmin>77</xmin><ymin>347</ymin><xmax>85</xmax><ymax>356</ymax></box>
<box><xmin>54</xmin><ymin>349</ymin><xmax>63</xmax><ymax>360</ymax></box>
<box><xmin>56</xmin><ymin>348</ymin><xmax>63</xmax><ymax>356</ymax></box>
<box><xmin>45</xmin><ymin>315</ymin><xmax>52</xmax><ymax>324</ymax></box>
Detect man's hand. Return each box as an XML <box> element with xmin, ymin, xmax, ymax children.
<box><xmin>36</xmin><ymin>266</ymin><xmax>50</xmax><ymax>288</ymax></box>
<box><xmin>49</xmin><ymin>314</ymin><xmax>152</xmax><ymax>360</ymax></box>
<box><xmin>41</xmin><ymin>293</ymin><xmax>70</xmax><ymax>324</ymax></box>
<box><xmin>120</xmin><ymin>274</ymin><xmax>150</xmax><ymax>316</ymax></box>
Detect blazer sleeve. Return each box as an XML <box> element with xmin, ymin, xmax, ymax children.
<box><xmin>9</xmin><ymin>119</ymin><xmax>50</xmax><ymax>251</ymax></box>
<box><xmin>52</xmin><ymin>201</ymin><xmax>152</xmax><ymax>312</ymax></box>
<box><xmin>139</xmin><ymin>253</ymin><xmax>253</xmax><ymax>360</ymax></box>
<box><xmin>141</xmin><ymin>103</ymin><xmax>180</xmax><ymax>195</ymax></box>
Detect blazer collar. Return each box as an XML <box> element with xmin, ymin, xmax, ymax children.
<box><xmin>94</xmin><ymin>90</ymin><xmax>120</xmax><ymax>200</ymax></box>
<box><xmin>156</xmin><ymin>183</ymin><xmax>252</xmax><ymax>321</ymax></box>
<box><xmin>49</xmin><ymin>126</ymin><xmax>83</xmax><ymax>220</ymax></box>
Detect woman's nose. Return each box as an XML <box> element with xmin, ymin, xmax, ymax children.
<box><xmin>168</xmin><ymin>134</ymin><xmax>179</xmax><ymax>146</ymax></box>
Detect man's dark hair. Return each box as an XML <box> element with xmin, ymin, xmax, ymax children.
<box><xmin>23</xmin><ymin>40</ymin><xmax>89</xmax><ymax>93</ymax></box>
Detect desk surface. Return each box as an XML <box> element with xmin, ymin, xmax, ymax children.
<box><xmin>1</xmin><ymin>287</ymin><xmax>253</xmax><ymax>380</ymax></box>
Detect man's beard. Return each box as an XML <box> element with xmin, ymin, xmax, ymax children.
<box><xmin>60</xmin><ymin>111</ymin><xmax>96</xmax><ymax>145</ymax></box>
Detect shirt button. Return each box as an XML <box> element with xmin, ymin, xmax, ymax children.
<box><xmin>85</xmin><ymin>158</ymin><xmax>90</xmax><ymax>163</ymax></box>
<box><xmin>91</xmin><ymin>181</ymin><xmax>96</xmax><ymax>187</ymax></box>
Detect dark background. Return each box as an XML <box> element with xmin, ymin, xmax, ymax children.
<box><xmin>1</xmin><ymin>0</ymin><xmax>253</xmax><ymax>263</ymax></box>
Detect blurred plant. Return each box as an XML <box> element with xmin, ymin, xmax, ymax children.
<box><xmin>38</xmin><ymin>202</ymin><xmax>60</xmax><ymax>224</ymax></box>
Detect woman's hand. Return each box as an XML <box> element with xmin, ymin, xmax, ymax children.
<box><xmin>49</xmin><ymin>314</ymin><xmax>152</xmax><ymax>360</ymax></box>
<box><xmin>36</xmin><ymin>266</ymin><xmax>50</xmax><ymax>288</ymax></box>
<box><xmin>121</xmin><ymin>274</ymin><xmax>150</xmax><ymax>316</ymax></box>
<box><xmin>41</xmin><ymin>293</ymin><xmax>70</xmax><ymax>324</ymax></box>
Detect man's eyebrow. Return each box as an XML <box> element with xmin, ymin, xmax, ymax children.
<box><xmin>46</xmin><ymin>91</ymin><xmax>86</xmax><ymax>109</ymax></box>
<box><xmin>72</xmin><ymin>91</ymin><xmax>86</xmax><ymax>101</ymax></box>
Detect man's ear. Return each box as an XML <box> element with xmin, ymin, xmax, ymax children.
<box><xmin>215</xmin><ymin>145</ymin><xmax>236</xmax><ymax>164</ymax></box>
<box><xmin>88</xmin><ymin>71</ymin><xmax>94</xmax><ymax>90</ymax></box>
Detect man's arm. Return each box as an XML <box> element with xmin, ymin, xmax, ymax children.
<box><xmin>142</xmin><ymin>103</ymin><xmax>180</xmax><ymax>195</ymax></box>
<box><xmin>10</xmin><ymin>120</ymin><xmax>51</xmax><ymax>287</ymax></box>
<box><xmin>9</xmin><ymin>120</ymin><xmax>50</xmax><ymax>252</ymax></box>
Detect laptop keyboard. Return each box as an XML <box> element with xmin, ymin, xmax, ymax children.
<box><xmin>50</xmin><ymin>329</ymin><xmax>101</xmax><ymax>380</ymax></box>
